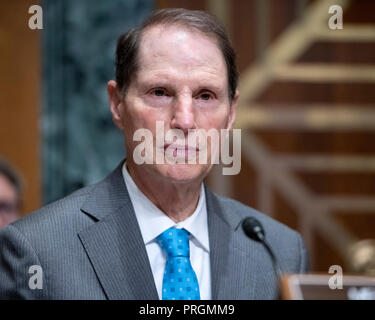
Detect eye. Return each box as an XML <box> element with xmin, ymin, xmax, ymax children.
<box><xmin>152</xmin><ymin>88</ymin><xmax>168</xmax><ymax>97</ymax></box>
<box><xmin>197</xmin><ymin>92</ymin><xmax>215</xmax><ymax>101</ymax></box>
<box><xmin>201</xmin><ymin>93</ymin><xmax>211</xmax><ymax>100</ymax></box>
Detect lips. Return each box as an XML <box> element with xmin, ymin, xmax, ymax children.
<box><xmin>163</xmin><ymin>143</ymin><xmax>200</xmax><ymax>159</ymax></box>
<box><xmin>164</xmin><ymin>144</ymin><xmax>199</xmax><ymax>152</ymax></box>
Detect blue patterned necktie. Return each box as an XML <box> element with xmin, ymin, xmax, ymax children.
<box><xmin>156</xmin><ymin>227</ymin><xmax>200</xmax><ymax>300</ymax></box>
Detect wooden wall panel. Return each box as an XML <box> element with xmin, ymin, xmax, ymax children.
<box><xmin>313</xmin><ymin>231</ymin><xmax>345</xmax><ymax>272</ymax></box>
<box><xmin>269</xmin><ymin>0</ymin><xmax>297</xmax><ymax>42</ymax></box>
<box><xmin>231</xmin><ymin>0</ymin><xmax>257</xmax><ymax>72</ymax></box>
<box><xmin>232</xmin><ymin>154</ymin><xmax>258</xmax><ymax>208</ymax></box>
<box><xmin>335</xmin><ymin>213</ymin><xmax>375</xmax><ymax>240</ymax></box>
<box><xmin>273</xmin><ymin>190</ymin><xmax>299</xmax><ymax>231</ymax></box>
<box><xmin>254</xmin><ymin>131</ymin><xmax>375</xmax><ymax>154</ymax></box>
<box><xmin>256</xmin><ymin>82</ymin><xmax>375</xmax><ymax>104</ymax></box>
<box><xmin>344</xmin><ymin>0</ymin><xmax>375</xmax><ymax>23</ymax></box>
<box><xmin>298</xmin><ymin>42</ymin><xmax>375</xmax><ymax>64</ymax></box>
<box><xmin>0</xmin><ymin>0</ymin><xmax>41</xmax><ymax>215</ymax></box>
<box><xmin>297</xmin><ymin>172</ymin><xmax>375</xmax><ymax>196</ymax></box>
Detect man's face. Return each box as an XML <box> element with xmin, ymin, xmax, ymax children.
<box><xmin>0</xmin><ymin>174</ymin><xmax>19</xmax><ymax>229</ymax></box>
<box><xmin>110</xmin><ymin>25</ymin><xmax>237</xmax><ymax>183</ymax></box>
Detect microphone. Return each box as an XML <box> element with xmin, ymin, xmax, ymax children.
<box><xmin>242</xmin><ymin>217</ymin><xmax>283</xmax><ymax>278</ymax></box>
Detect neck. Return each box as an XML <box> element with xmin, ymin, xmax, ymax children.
<box><xmin>126</xmin><ymin>161</ymin><xmax>203</xmax><ymax>223</ymax></box>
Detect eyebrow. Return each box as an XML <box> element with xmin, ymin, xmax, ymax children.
<box><xmin>137</xmin><ymin>77</ymin><xmax>225</xmax><ymax>94</ymax></box>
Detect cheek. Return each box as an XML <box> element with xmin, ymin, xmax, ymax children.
<box><xmin>197</xmin><ymin>106</ymin><xmax>230</xmax><ymax>130</ymax></box>
<box><xmin>124</xmin><ymin>99</ymin><xmax>170</xmax><ymax>136</ymax></box>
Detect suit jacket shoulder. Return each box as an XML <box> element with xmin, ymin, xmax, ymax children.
<box><xmin>0</xmin><ymin>162</ymin><xmax>309</xmax><ymax>300</ymax></box>
<box><xmin>204</xmin><ymin>191</ymin><xmax>310</xmax><ymax>299</ymax></box>
<box><xmin>214</xmin><ymin>193</ymin><xmax>307</xmax><ymax>255</ymax></box>
<box><xmin>0</xmin><ymin>166</ymin><xmax>131</xmax><ymax>300</ymax></box>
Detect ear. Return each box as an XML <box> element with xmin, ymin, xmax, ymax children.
<box><xmin>108</xmin><ymin>80</ymin><xmax>125</xmax><ymax>130</ymax></box>
<box><xmin>226</xmin><ymin>89</ymin><xmax>239</xmax><ymax>130</ymax></box>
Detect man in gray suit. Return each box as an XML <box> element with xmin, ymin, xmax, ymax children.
<box><xmin>0</xmin><ymin>8</ymin><xmax>308</xmax><ymax>300</ymax></box>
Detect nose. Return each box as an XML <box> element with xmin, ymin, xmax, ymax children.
<box><xmin>170</xmin><ymin>95</ymin><xmax>196</xmax><ymax>133</ymax></box>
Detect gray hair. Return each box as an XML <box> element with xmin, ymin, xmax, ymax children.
<box><xmin>115</xmin><ymin>8</ymin><xmax>238</xmax><ymax>102</ymax></box>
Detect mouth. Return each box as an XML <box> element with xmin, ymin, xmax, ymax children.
<box><xmin>163</xmin><ymin>144</ymin><xmax>200</xmax><ymax>152</ymax></box>
<box><xmin>163</xmin><ymin>143</ymin><xmax>200</xmax><ymax>159</ymax></box>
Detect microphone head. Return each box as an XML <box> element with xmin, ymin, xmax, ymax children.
<box><xmin>242</xmin><ymin>217</ymin><xmax>265</xmax><ymax>242</ymax></box>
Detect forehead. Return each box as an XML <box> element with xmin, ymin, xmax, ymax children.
<box><xmin>136</xmin><ymin>25</ymin><xmax>227</xmax><ymax>85</ymax></box>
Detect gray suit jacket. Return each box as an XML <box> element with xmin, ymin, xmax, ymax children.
<box><xmin>0</xmin><ymin>162</ymin><xmax>309</xmax><ymax>300</ymax></box>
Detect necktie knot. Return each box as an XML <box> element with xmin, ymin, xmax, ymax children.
<box><xmin>157</xmin><ymin>227</ymin><xmax>190</xmax><ymax>258</ymax></box>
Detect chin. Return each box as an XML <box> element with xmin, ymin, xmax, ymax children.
<box><xmin>156</xmin><ymin>163</ymin><xmax>210</xmax><ymax>184</ymax></box>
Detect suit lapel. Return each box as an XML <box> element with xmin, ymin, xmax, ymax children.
<box><xmin>78</xmin><ymin>162</ymin><xmax>159</xmax><ymax>300</ymax></box>
<box><xmin>206</xmin><ymin>188</ymin><xmax>259</xmax><ymax>300</ymax></box>
<box><xmin>206</xmin><ymin>192</ymin><xmax>231</xmax><ymax>300</ymax></box>
<box><xmin>77</xmin><ymin>162</ymin><xmax>265</xmax><ymax>300</ymax></box>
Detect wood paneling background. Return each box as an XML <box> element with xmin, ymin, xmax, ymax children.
<box><xmin>0</xmin><ymin>0</ymin><xmax>41</xmax><ymax>215</ymax></box>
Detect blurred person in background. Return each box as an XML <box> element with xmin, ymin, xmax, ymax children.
<box><xmin>0</xmin><ymin>157</ymin><xmax>22</xmax><ymax>229</ymax></box>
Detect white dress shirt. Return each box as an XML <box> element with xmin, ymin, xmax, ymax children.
<box><xmin>122</xmin><ymin>164</ymin><xmax>212</xmax><ymax>300</ymax></box>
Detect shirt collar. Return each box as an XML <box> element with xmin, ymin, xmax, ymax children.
<box><xmin>122</xmin><ymin>163</ymin><xmax>209</xmax><ymax>253</ymax></box>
